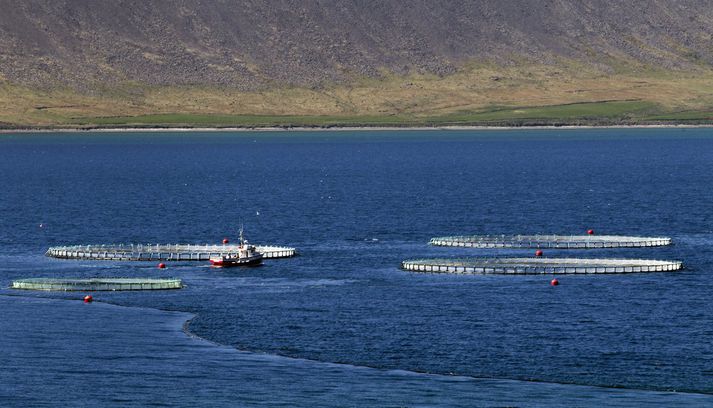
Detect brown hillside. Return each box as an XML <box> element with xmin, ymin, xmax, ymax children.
<box><xmin>1</xmin><ymin>0</ymin><xmax>712</xmax><ymax>89</ymax></box>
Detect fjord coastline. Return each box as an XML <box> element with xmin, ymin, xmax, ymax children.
<box><xmin>2</xmin><ymin>123</ymin><xmax>713</xmax><ymax>134</ymax></box>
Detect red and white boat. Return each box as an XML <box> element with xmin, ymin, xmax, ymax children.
<box><xmin>210</xmin><ymin>227</ymin><xmax>263</xmax><ymax>267</ymax></box>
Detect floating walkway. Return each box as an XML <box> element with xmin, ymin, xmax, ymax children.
<box><xmin>46</xmin><ymin>244</ymin><xmax>297</xmax><ymax>261</ymax></box>
<box><xmin>401</xmin><ymin>258</ymin><xmax>683</xmax><ymax>275</ymax></box>
<box><xmin>11</xmin><ymin>278</ymin><xmax>183</xmax><ymax>291</ymax></box>
<box><xmin>429</xmin><ymin>235</ymin><xmax>672</xmax><ymax>249</ymax></box>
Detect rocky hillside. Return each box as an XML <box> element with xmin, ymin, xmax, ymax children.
<box><xmin>1</xmin><ymin>0</ymin><xmax>712</xmax><ymax>90</ymax></box>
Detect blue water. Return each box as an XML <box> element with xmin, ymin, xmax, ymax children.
<box><xmin>1</xmin><ymin>129</ymin><xmax>712</xmax><ymax>406</ymax></box>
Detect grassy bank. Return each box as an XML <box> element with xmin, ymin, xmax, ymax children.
<box><xmin>57</xmin><ymin>101</ymin><xmax>711</xmax><ymax>128</ymax></box>
<box><xmin>2</xmin><ymin>62</ymin><xmax>713</xmax><ymax>129</ymax></box>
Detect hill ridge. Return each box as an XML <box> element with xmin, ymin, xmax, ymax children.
<box><xmin>1</xmin><ymin>0</ymin><xmax>712</xmax><ymax>89</ymax></box>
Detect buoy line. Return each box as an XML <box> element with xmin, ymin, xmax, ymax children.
<box><xmin>401</xmin><ymin>258</ymin><xmax>683</xmax><ymax>275</ymax></box>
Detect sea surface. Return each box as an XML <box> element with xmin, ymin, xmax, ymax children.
<box><xmin>1</xmin><ymin>129</ymin><xmax>712</xmax><ymax>406</ymax></box>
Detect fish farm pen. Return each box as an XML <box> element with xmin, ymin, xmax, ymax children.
<box><xmin>46</xmin><ymin>244</ymin><xmax>297</xmax><ymax>261</ymax></box>
<box><xmin>429</xmin><ymin>235</ymin><xmax>672</xmax><ymax>249</ymax></box>
<box><xmin>401</xmin><ymin>258</ymin><xmax>683</xmax><ymax>275</ymax></box>
<box><xmin>11</xmin><ymin>278</ymin><xmax>183</xmax><ymax>291</ymax></box>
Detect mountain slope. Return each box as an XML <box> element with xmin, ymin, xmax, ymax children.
<box><xmin>2</xmin><ymin>0</ymin><xmax>712</xmax><ymax>88</ymax></box>
<box><xmin>1</xmin><ymin>0</ymin><xmax>713</xmax><ymax>127</ymax></box>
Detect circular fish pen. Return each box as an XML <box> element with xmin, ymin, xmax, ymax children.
<box><xmin>11</xmin><ymin>278</ymin><xmax>183</xmax><ymax>291</ymax></box>
<box><xmin>46</xmin><ymin>244</ymin><xmax>297</xmax><ymax>261</ymax></box>
<box><xmin>401</xmin><ymin>258</ymin><xmax>683</xmax><ymax>275</ymax></box>
<box><xmin>429</xmin><ymin>235</ymin><xmax>672</xmax><ymax>249</ymax></box>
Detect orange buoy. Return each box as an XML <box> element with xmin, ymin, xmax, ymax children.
<box><xmin>587</xmin><ymin>229</ymin><xmax>595</xmax><ymax>235</ymax></box>
<box><xmin>158</xmin><ymin>263</ymin><xmax>166</xmax><ymax>269</ymax></box>
<box><xmin>550</xmin><ymin>278</ymin><xmax>559</xmax><ymax>286</ymax></box>
<box><xmin>83</xmin><ymin>295</ymin><xmax>93</xmax><ymax>303</ymax></box>
<box><xmin>535</xmin><ymin>250</ymin><xmax>543</xmax><ymax>257</ymax></box>
<box><xmin>222</xmin><ymin>238</ymin><xmax>229</xmax><ymax>244</ymax></box>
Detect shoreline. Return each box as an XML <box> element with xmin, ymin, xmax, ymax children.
<box><xmin>2</xmin><ymin>123</ymin><xmax>713</xmax><ymax>134</ymax></box>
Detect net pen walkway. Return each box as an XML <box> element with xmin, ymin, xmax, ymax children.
<box><xmin>401</xmin><ymin>258</ymin><xmax>683</xmax><ymax>275</ymax></box>
<box><xmin>11</xmin><ymin>278</ymin><xmax>183</xmax><ymax>291</ymax></box>
<box><xmin>429</xmin><ymin>235</ymin><xmax>672</xmax><ymax>249</ymax></box>
<box><xmin>46</xmin><ymin>244</ymin><xmax>297</xmax><ymax>261</ymax></box>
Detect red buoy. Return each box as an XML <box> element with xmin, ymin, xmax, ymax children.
<box><xmin>535</xmin><ymin>250</ymin><xmax>544</xmax><ymax>257</ymax></box>
<box><xmin>550</xmin><ymin>278</ymin><xmax>559</xmax><ymax>286</ymax></box>
<box><xmin>587</xmin><ymin>229</ymin><xmax>595</xmax><ymax>235</ymax></box>
<box><xmin>84</xmin><ymin>295</ymin><xmax>93</xmax><ymax>303</ymax></box>
<box><xmin>158</xmin><ymin>263</ymin><xmax>166</xmax><ymax>269</ymax></box>
<box><xmin>222</xmin><ymin>238</ymin><xmax>229</xmax><ymax>244</ymax></box>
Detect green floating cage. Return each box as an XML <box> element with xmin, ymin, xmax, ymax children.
<box><xmin>11</xmin><ymin>278</ymin><xmax>183</xmax><ymax>291</ymax></box>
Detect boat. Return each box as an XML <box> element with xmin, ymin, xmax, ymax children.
<box><xmin>209</xmin><ymin>227</ymin><xmax>263</xmax><ymax>267</ymax></box>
